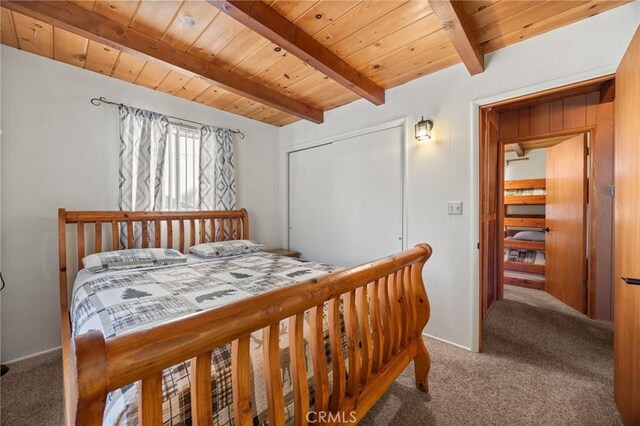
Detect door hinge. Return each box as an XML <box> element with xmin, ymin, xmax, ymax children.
<box><xmin>610</xmin><ymin>184</ymin><xmax>616</xmax><ymax>196</ymax></box>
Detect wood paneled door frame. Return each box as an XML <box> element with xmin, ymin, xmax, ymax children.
<box><xmin>478</xmin><ymin>75</ymin><xmax>615</xmax><ymax>350</ymax></box>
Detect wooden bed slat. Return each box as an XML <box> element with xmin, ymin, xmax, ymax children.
<box><xmin>232</xmin><ymin>335</ymin><xmax>253</xmax><ymax>426</ymax></box>
<box><xmin>379</xmin><ymin>276</ymin><xmax>393</xmax><ymax>362</ymax></box>
<box><xmin>141</xmin><ymin>221</ymin><xmax>149</xmax><ymax>248</ymax></box>
<box><xmin>126</xmin><ymin>221</ymin><xmax>134</xmax><ymax>249</ymax></box>
<box><xmin>262</xmin><ymin>324</ymin><xmax>285</xmax><ymax>426</ymax></box>
<box><xmin>190</xmin><ymin>219</ymin><xmax>196</xmax><ymax>248</ymax></box>
<box><xmin>309</xmin><ymin>305</ymin><xmax>329</xmax><ymax>413</ymax></box>
<box><xmin>154</xmin><ymin>220</ymin><xmax>161</xmax><ymax>248</ymax></box>
<box><xmin>137</xmin><ymin>373</ymin><xmax>163</xmax><ymax>425</ymax></box>
<box><xmin>77</xmin><ymin>222</ymin><xmax>85</xmax><ymax>269</ymax></box>
<box><xmin>370</xmin><ymin>280</ymin><xmax>384</xmax><ymax>373</ymax></box>
<box><xmin>179</xmin><ymin>220</ymin><xmax>185</xmax><ymax>253</ymax></box>
<box><xmin>289</xmin><ymin>313</ymin><xmax>309</xmax><ymax>425</ymax></box>
<box><xmin>190</xmin><ymin>352</ymin><xmax>213</xmax><ymax>426</ymax></box>
<box><xmin>328</xmin><ymin>296</ymin><xmax>345</xmax><ymax>412</ymax></box>
<box><xmin>357</xmin><ymin>285</ymin><xmax>373</xmax><ymax>384</ymax></box>
<box><xmin>111</xmin><ymin>221</ymin><xmax>118</xmax><ymax>250</ymax></box>
<box><xmin>166</xmin><ymin>220</ymin><xmax>173</xmax><ymax>249</ymax></box>
<box><xmin>94</xmin><ymin>221</ymin><xmax>102</xmax><ymax>253</ymax></box>
<box><xmin>344</xmin><ymin>290</ymin><xmax>361</xmax><ymax>397</ymax></box>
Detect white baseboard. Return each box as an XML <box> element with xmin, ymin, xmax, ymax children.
<box><xmin>423</xmin><ymin>332</ymin><xmax>474</xmax><ymax>352</ymax></box>
<box><xmin>3</xmin><ymin>345</ymin><xmax>61</xmax><ymax>365</ymax></box>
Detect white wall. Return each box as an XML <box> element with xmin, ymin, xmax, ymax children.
<box><xmin>279</xmin><ymin>3</ymin><xmax>639</xmax><ymax>350</ymax></box>
<box><xmin>505</xmin><ymin>149</ymin><xmax>547</xmax><ymax>180</ymax></box>
<box><xmin>0</xmin><ymin>47</ymin><xmax>281</xmax><ymax>362</ymax></box>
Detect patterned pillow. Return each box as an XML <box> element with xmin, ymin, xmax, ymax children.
<box><xmin>83</xmin><ymin>248</ymin><xmax>187</xmax><ymax>273</ymax></box>
<box><xmin>190</xmin><ymin>240</ymin><xmax>265</xmax><ymax>258</ymax></box>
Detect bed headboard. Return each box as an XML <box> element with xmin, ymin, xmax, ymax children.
<box><xmin>57</xmin><ymin>209</ymin><xmax>249</xmax><ymax>310</ymax></box>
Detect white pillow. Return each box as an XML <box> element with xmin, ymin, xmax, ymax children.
<box><xmin>190</xmin><ymin>240</ymin><xmax>264</xmax><ymax>258</ymax></box>
<box><xmin>513</xmin><ymin>231</ymin><xmax>546</xmax><ymax>242</ymax></box>
<box><xmin>83</xmin><ymin>248</ymin><xmax>187</xmax><ymax>273</ymax></box>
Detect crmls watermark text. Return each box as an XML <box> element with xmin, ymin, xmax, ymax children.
<box><xmin>306</xmin><ymin>411</ymin><xmax>357</xmax><ymax>423</ymax></box>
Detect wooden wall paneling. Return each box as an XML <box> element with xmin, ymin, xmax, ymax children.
<box><xmin>548</xmin><ymin>100</ymin><xmax>564</xmax><ymax>132</ymax></box>
<box><xmin>518</xmin><ymin>107</ymin><xmax>530</xmax><ymax>137</ymax></box>
<box><xmin>589</xmin><ymin>102</ymin><xmax>614</xmax><ymax>321</ymax></box>
<box><xmin>1</xmin><ymin>9</ymin><xmax>18</xmax><ymax>48</ymax></box>
<box><xmin>84</xmin><ymin>40</ymin><xmax>120</xmax><ymax>75</ymax></box>
<box><xmin>529</xmin><ymin>103</ymin><xmax>550</xmax><ymax>135</ymax></box>
<box><xmin>586</xmin><ymin>91</ymin><xmax>600</xmax><ymax>125</ymax></box>
<box><xmin>562</xmin><ymin>94</ymin><xmax>587</xmax><ymax>130</ymax></box>
<box><xmin>499</xmin><ymin>110</ymin><xmax>519</xmax><ymax>140</ymax></box>
<box><xmin>12</xmin><ymin>11</ymin><xmax>53</xmax><ymax>57</ymax></box>
<box><xmin>53</xmin><ymin>27</ymin><xmax>89</xmax><ymax>68</ymax></box>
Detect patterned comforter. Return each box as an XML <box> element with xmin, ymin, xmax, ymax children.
<box><xmin>71</xmin><ymin>252</ymin><xmax>340</xmax><ymax>425</ymax></box>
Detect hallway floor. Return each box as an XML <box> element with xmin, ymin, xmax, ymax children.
<box><xmin>0</xmin><ymin>286</ymin><xmax>618</xmax><ymax>425</ymax></box>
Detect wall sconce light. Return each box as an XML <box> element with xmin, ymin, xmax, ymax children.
<box><xmin>415</xmin><ymin>116</ymin><xmax>434</xmax><ymax>142</ymax></box>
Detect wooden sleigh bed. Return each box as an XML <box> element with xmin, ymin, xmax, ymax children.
<box><xmin>58</xmin><ymin>208</ymin><xmax>433</xmax><ymax>425</ymax></box>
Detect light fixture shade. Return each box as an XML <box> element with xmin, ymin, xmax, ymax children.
<box><xmin>415</xmin><ymin>116</ymin><xmax>434</xmax><ymax>141</ymax></box>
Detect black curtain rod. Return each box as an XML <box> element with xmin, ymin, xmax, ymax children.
<box><xmin>90</xmin><ymin>96</ymin><xmax>245</xmax><ymax>139</ymax></box>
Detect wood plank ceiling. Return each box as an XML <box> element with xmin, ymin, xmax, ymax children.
<box><xmin>0</xmin><ymin>0</ymin><xmax>628</xmax><ymax>127</ymax></box>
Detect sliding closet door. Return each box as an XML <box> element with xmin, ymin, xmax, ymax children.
<box><xmin>288</xmin><ymin>143</ymin><xmax>334</xmax><ymax>263</ymax></box>
<box><xmin>288</xmin><ymin>125</ymin><xmax>404</xmax><ymax>267</ymax></box>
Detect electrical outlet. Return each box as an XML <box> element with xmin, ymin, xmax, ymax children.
<box><xmin>447</xmin><ymin>201</ymin><xmax>463</xmax><ymax>215</ymax></box>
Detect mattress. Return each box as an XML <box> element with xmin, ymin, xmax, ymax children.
<box><xmin>71</xmin><ymin>251</ymin><xmax>341</xmax><ymax>425</ymax></box>
<box><xmin>504</xmin><ymin>248</ymin><xmax>545</xmax><ymax>265</ymax></box>
<box><xmin>504</xmin><ymin>187</ymin><xmax>546</xmax><ymax>197</ymax></box>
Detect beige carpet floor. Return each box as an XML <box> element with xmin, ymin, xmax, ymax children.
<box><xmin>0</xmin><ymin>286</ymin><xmax>618</xmax><ymax>425</ymax></box>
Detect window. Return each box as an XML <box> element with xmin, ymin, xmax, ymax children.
<box><xmin>161</xmin><ymin>122</ymin><xmax>201</xmax><ymax>210</ymax></box>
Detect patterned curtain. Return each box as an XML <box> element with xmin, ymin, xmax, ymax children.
<box><xmin>118</xmin><ymin>105</ymin><xmax>169</xmax><ymax>248</ymax></box>
<box><xmin>199</xmin><ymin>126</ymin><xmax>236</xmax><ymax>210</ymax></box>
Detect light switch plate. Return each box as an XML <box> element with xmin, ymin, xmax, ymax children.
<box><xmin>448</xmin><ymin>201</ymin><xmax>463</xmax><ymax>215</ymax></box>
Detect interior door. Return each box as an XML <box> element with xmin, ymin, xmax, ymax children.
<box><xmin>479</xmin><ymin>108</ymin><xmax>500</xmax><ymax>328</ymax></box>
<box><xmin>288</xmin><ymin>125</ymin><xmax>404</xmax><ymax>267</ymax></box>
<box><xmin>613</xmin><ymin>27</ymin><xmax>640</xmax><ymax>425</ymax></box>
<box><xmin>545</xmin><ymin>134</ymin><xmax>587</xmax><ymax>312</ymax></box>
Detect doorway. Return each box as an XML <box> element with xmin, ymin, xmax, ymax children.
<box><xmin>478</xmin><ymin>76</ymin><xmax>615</xmax><ymax>349</ymax></box>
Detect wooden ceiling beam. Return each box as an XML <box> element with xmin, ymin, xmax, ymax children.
<box><xmin>512</xmin><ymin>143</ymin><xmax>525</xmax><ymax>157</ymax></box>
<box><xmin>208</xmin><ymin>0</ymin><xmax>385</xmax><ymax>106</ymax></box>
<box><xmin>428</xmin><ymin>0</ymin><xmax>484</xmax><ymax>75</ymax></box>
<box><xmin>2</xmin><ymin>0</ymin><xmax>323</xmax><ymax>124</ymax></box>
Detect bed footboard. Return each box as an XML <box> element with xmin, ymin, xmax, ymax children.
<box><xmin>65</xmin><ymin>244</ymin><xmax>433</xmax><ymax>425</ymax></box>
